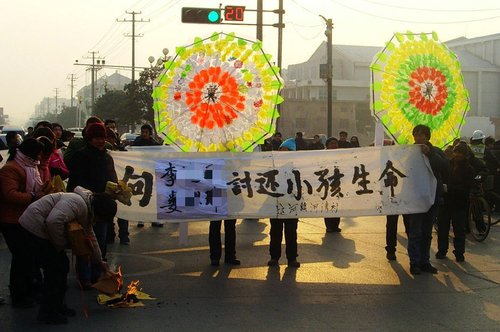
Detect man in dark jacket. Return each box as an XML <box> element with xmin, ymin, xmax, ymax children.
<box><xmin>66</xmin><ymin>122</ymin><xmax>118</xmax><ymax>286</ymax></box>
<box><xmin>405</xmin><ymin>124</ymin><xmax>448</xmax><ymax>275</ymax></box>
<box><xmin>132</xmin><ymin>124</ymin><xmax>160</xmax><ymax>146</ymax></box>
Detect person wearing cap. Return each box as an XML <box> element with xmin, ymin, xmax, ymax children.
<box><xmin>267</xmin><ymin>138</ymin><xmax>301</xmax><ymax>268</ymax></box>
<box><xmin>66</xmin><ymin>122</ymin><xmax>118</xmax><ymax>286</ymax></box>
<box><xmin>469</xmin><ymin>130</ymin><xmax>486</xmax><ymax>159</ymax></box>
<box><xmin>18</xmin><ymin>186</ymin><xmax>115</xmax><ymax>324</ymax></box>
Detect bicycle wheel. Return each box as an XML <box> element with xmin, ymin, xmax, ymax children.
<box><xmin>468</xmin><ymin>197</ymin><xmax>491</xmax><ymax>242</ymax></box>
<box><xmin>485</xmin><ymin>191</ymin><xmax>500</xmax><ymax>225</ymax></box>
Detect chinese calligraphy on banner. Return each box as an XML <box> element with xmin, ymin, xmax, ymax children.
<box><xmin>111</xmin><ymin>145</ymin><xmax>436</xmax><ymax>223</ymax></box>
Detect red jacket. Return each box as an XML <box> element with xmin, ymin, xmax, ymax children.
<box><xmin>0</xmin><ymin>160</ymin><xmax>34</xmax><ymax>224</ymax></box>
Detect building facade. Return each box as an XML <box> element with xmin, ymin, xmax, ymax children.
<box><xmin>280</xmin><ymin>33</ymin><xmax>500</xmax><ymax>143</ymax></box>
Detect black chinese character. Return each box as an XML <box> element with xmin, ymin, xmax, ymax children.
<box><xmin>255</xmin><ymin>170</ymin><xmax>284</xmax><ymax>198</ymax></box>
<box><xmin>378</xmin><ymin>160</ymin><xmax>407</xmax><ymax>197</ymax></box>
<box><xmin>121</xmin><ymin>166</ymin><xmax>154</xmax><ymax>207</ymax></box>
<box><xmin>286</xmin><ymin>170</ymin><xmax>313</xmax><ymax>201</ymax></box>
<box><xmin>160</xmin><ymin>162</ymin><xmax>177</xmax><ymax>186</ymax></box>
<box><xmin>227</xmin><ymin>171</ymin><xmax>253</xmax><ymax>197</ymax></box>
<box><xmin>159</xmin><ymin>191</ymin><xmax>182</xmax><ymax>213</ymax></box>
<box><xmin>352</xmin><ymin>164</ymin><xmax>374</xmax><ymax>195</ymax></box>
<box><xmin>315</xmin><ymin>168</ymin><xmax>344</xmax><ymax>200</ymax></box>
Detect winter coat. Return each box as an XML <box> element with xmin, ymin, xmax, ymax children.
<box><xmin>66</xmin><ymin>144</ymin><xmax>118</xmax><ymax>193</ymax></box>
<box><xmin>18</xmin><ymin>186</ymin><xmax>103</xmax><ymax>263</ymax></box>
<box><xmin>425</xmin><ymin>143</ymin><xmax>449</xmax><ymax>206</ymax></box>
<box><xmin>443</xmin><ymin>158</ymin><xmax>474</xmax><ymax>209</ymax></box>
<box><xmin>0</xmin><ymin>160</ymin><xmax>34</xmax><ymax>224</ymax></box>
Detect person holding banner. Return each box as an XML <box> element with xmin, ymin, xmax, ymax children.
<box><xmin>405</xmin><ymin>125</ymin><xmax>448</xmax><ymax>275</ymax></box>
<box><xmin>268</xmin><ymin>138</ymin><xmax>301</xmax><ymax>268</ymax></box>
<box><xmin>323</xmin><ymin>137</ymin><xmax>342</xmax><ymax>233</ymax></box>
<box><xmin>209</xmin><ymin>219</ymin><xmax>240</xmax><ymax>266</ymax></box>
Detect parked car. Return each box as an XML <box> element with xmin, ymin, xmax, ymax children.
<box><xmin>0</xmin><ymin>126</ymin><xmax>26</xmax><ymax>149</ymax></box>
<box><xmin>120</xmin><ymin>133</ymin><xmax>140</xmax><ymax>146</ymax></box>
<box><xmin>66</xmin><ymin>127</ymin><xmax>84</xmax><ymax>139</ymax></box>
<box><xmin>1</xmin><ymin>125</ymin><xmax>25</xmax><ymax>136</ymax></box>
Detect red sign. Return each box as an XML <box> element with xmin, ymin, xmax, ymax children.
<box><xmin>224</xmin><ymin>5</ymin><xmax>245</xmax><ymax>21</ymax></box>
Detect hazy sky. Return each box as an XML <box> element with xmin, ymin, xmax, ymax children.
<box><xmin>2</xmin><ymin>0</ymin><xmax>500</xmax><ymax>125</ymax></box>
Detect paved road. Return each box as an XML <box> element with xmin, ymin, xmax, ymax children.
<box><xmin>1</xmin><ymin>216</ymin><xmax>499</xmax><ymax>331</ymax></box>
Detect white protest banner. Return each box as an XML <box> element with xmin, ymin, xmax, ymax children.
<box><xmin>111</xmin><ymin>145</ymin><xmax>436</xmax><ymax>223</ymax></box>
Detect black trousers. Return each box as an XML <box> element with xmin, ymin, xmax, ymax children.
<box><xmin>209</xmin><ymin>219</ymin><xmax>236</xmax><ymax>261</ymax></box>
<box><xmin>385</xmin><ymin>215</ymin><xmax>409</xmax><ymax>254</ymax></box>
<box><xmin>0</xmin><ymin>223</ymin><xmax>36</xmax><ymax>302</ymax></box>
<box><xmin>437</xmin><ymin>206</ymin><xmax>466</xmax><ymax>255</ymax></box>
<box><xmin>324</xmin><ymin>217</ymin><xmax>340</xmax><ymax>230</ymax></box>
<box><xmin>24</xmin><ymin>231</ymin><xmax>69</xmax><ymax>315</ymax></box>
<box><xmin>269</xmin><ymin>218</ymin><xmax>298</xmax><ymax>261</ymax></box>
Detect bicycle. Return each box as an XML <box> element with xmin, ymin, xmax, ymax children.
<box><xmin>468</xmin><ymin>176</ymin><xmax>492</xmax><ymax>242</ymax></box>
<box><xmin>483</xmin><ymin>175</ymin><xmax>500</xmax><ymax>225</ymax></box>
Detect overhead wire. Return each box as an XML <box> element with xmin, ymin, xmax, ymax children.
<box><xmin>328</xmin><ymin>0</ymin><xmax>500</xmax><ymax>24</ymax></box>
<box><xmin>354</xmin><ymin>0</ymin><xmax>500</xmax><ymax>12</ymax></box>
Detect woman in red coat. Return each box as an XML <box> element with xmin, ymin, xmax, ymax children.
<box><xmin>0</xmin><ymin>138</ymin><xmax>52</xmax><ymax>307</ymax></box>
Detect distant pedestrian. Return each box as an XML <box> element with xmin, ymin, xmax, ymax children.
<box><xmin>295</xmin><ymin>132</ymin><xmax>308</xmax><ymax>151</ymax></box>
<box><xmin>338</xmin><ymin>131</ymin><xmax>352</xmax><ymax>148</ymax></box>
<box><xmin>308</xmin><ymin>134</ymin><xmax>325</xmax><ymax>150</ymax></box>
<box><xmin>350</xmin><ymin>136</ymin><xmax>360</xmax><ymax>148</ymax></box>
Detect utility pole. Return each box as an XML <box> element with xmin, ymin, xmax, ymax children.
<box><xmin>67</xmin><ymin>74</ymin><xmax>77</xmax><ymax>110</ymax></box>
<box><xmin>320</xmin><ymin>15</ymin><xmax>333</xmax><ymax>137</ymax></box>
<box><xmin>47</xmin><ymin>98</ymin><xmax>50</xmax><ymax>116</ymax></box>
<box><xmin>256</xmin><ymin>0</ymin><xmax>263</xmax><ymax>41</ymax></box>
<box><xmin>54</xmin><ymin>88</ymin><xmax>59</xmax><ymax>114</ymax></box>
<box><xmin>117</xmin><ymin>11</ymin><xmax>149</xmax><ymax>84</ymax></box>
<box><xmin>274</xmin><ymin>0</ymin><xmax>285</xmax><ymax>131</ymax></box>
<box><xmin>82</xmin><ymin>51</ymin><xmax>103</xmax><ymax>114</ymax></box>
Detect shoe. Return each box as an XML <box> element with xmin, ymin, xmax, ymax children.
<box><xmin>287</xmin><ymin>260</ymin><xmax>301</xmax><ymax>268</ymax></box>
<box><xmin>37</xmin><ymin>311</ymin><xmax>68</xmax><ymax>325</ymax></box>
<box><xmin>210</xmin><ymin>260</ymin><xmax>219</xmax><ymax>266</ymax></box>
<box><xmin>267</xmin><ymin>259</ymin><xmax>279</xmax><ymax>266</ymax></box>
<box><xmin>454</xmin><ymin>253</ymin><xmax>465</xmax><ymax>262</ymax></box>
<box><xmin>435</xmin><ymin>252</ymin><xmax>447</xmax><ymax>259</ymax></box>
<box><xmin>58</xmin><ymin>305</ymin><xmax>76</xmax><ymax>317</ymax></box>
<box><xmin>386</xmin><ymin>252</ymin><xmax>396</xmax><ymax>261</ymax></box>
<box><xmin>137</xmin><ymin>223</ymin><xmax>144</xmax><ymax>228</ymax></box>
<box><xmin>409</xmin><ymin>265</ymin><xmax>421</xmax><ymax>275</ymax></box>
<box><xmin>120</xmin><ymin>238</ymin><xmax>130</xmax><ymax>245</ymax></box>
<box><xmin>420</xmin><ymin>263</ymin><xmax>438</xmax><ymax>274</ymax></box>
<box><xmin>224</xmin><ymin>258</ymin><xmax>241</xmax><ymax>265</ymax></box>
<box><xmin>152</xmin><ymin>222</ymin><xmax>164</xmax><ymax>227</ymax></box>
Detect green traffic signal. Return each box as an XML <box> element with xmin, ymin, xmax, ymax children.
<box><xmin>181</xmin><ymin>7</ymin><xmax>221</xmax><ymax>24</ymax></box>
<box><xmin>207</xmin><ymin>10</ymin><xmax>220</xmax><ymax>23</ymax></box>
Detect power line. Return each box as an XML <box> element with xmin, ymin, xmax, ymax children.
<box><xmin>354</xmin><ymin>0</ymin><xmax>500</xmax><ymax>12</ymax></box>
<box><xmin>329</xmin><ymin>0</ymin><xmax>500</xmax><ymax>24</ymax></box>
<box><xmin>288</xmin><ymin>22</ymin><xmax>325</xmax><ymax>40</ymax></box>
<box><xmin>290</xmin><ymin>0</ymin><xmax>319</xmax><ymax>16</ymax></box>
<box><xmin>117</xmin><ymin>11</ymin><xmax>150</xmax><ymax>83</ymax></box>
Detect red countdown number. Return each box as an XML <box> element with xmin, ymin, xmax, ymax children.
<box><xmin>224</xmin><ymin>5</ymin><xmax>245</xmax><ymax>21</ymax></box>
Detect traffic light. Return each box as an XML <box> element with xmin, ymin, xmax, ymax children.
<box><xmin>181</xmin><ymin>7</ymin><xmax>221</xmax><ymax>24</ymax></box>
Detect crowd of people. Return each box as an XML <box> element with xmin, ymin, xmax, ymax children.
<box><xmin>1</xmin><ymin>119</ymin><xmax>500</xmax><ymax>324</ymax></box>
